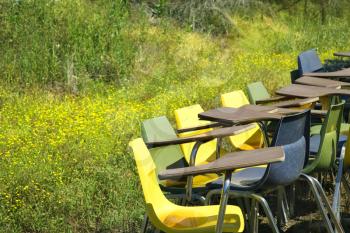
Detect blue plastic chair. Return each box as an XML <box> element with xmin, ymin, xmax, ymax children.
<box><xmin>298</xmin><ymin>49</ymin><xmax>324</xmax><ymax>76</ymax></box>
<box><xmin>206</xmin><ymin>110</ymin><xmax>344</xmax><ymax>233</ymax></box>
<box><xmin>297</xmin><ymin>49</ymin><xmax>350</xmax><ymax>121</ymax></box>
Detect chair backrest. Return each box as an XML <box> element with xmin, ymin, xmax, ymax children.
<box><xmin>303</xmin><ymin>101</ymin><xmax>344</xmax><ymax>174</ymax></box>
<box><xmin>141</xmin><ymin>116</ymin><xmax>187</xmax><ymax>174</ymax></box>
<box><xmin>290</xmin><ymin>69</ymin><xmax>300</xmax><ymax>84</ymax></box>
<box><xmin>221</xmin><ymin>91</ymin><xmax>264</xmax><ymax>150</ymax></box>
<box><xmin>130</xmin><ymin>138</ymin><xmax>245</xmax><ymax>233</ymax></box>
<box><xmin>263</xmin><ymin>110</ymin><xmax>310</xmax><ymax>187</ymax></box>
<box><xmin>221</xmin><ymin>90</ymin><xmax>249</xmax><ymax>107</ymax></box>
<box><xmin>247</xmin><ymin>82</ymin><xmax>270</xmax><ymax>105</ymax></box>
<box><xmin>315</xmin><ymin>101</ymin><xmax>344</xmax><ymax>170</ymax></box>
<box><xmin>129</xmin><ymin>138</ymin><xmax>168</xmax><ymax>205</ymax></box>
<box><xmin>129</xmin><ymin>138</ymin><xmax>176</xmax><ymax>231</ymax></box>
<box><xmin>174</xmin><ymin>104</ymin><xmax>217</xmax><ymax>164</ymax></box>
<box><xmin>297</xmin><ymin>49</ymin><xmax>323</xmax><ymax>75</ymax></box>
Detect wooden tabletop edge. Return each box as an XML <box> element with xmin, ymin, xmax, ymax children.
<box><xmin>158</xmin><ymin>147</ymin><xmax>285</xmax><ymax>180</ymax></box>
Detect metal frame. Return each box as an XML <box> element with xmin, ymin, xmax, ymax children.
<box><xmin>205</xmin><ymin>173</ymin><xmax>345</xmax><ymax>233</ymax></box>
<box><xmin>332</xmin><ymin>145</ymin><xmax>345</xmax><ymax>221</ymax></box>
<box><xmin>300</xmin><ymin>174</ymin><xmax>345</xmax><ymax>233</ymax></box>
<box><xmin>141</xmin><ymin>214</ymin><xmax>149</xmax><ymax>233</ymax></box>
<box><xmin>206</xmin><ymin>189</ymin><xmax>280</xmax><ymax>233</ymax></box>
<box><xmin>186</xmin><ymin>141</ymin><xmax>204</xmax><ymax>201</ymax></box>
<box><xmin>216</xmin><ymin>170</ymin><xmax>233</xmax><ymax>233</ymax></box>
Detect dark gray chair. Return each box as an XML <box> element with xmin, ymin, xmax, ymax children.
<box><xmin>298</xmin><ymin>49</ymin><xmax>324</xmax><ymax>76</ymax></box>
<box><xmin>206</xmin><ymin>110</ymin><xmax>344</xmax><ymax>233</ymax></box>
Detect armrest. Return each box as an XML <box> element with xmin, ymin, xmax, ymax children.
<box><xmin>311</xmin><ymin>109</ymin><xmax>327</xmax><ymax>118</ymax></box>
<box><xmin>176</xmin><ymin>122</ymin><xmax>224</xmax><ymax>133</ymax></box>
<box><xmin>146</xmin><ymin>124</ymin><xmax>255</xmax><ymax>149</ymax></box>
<box><xmin>255</xmin><ymin>95</ymin><xmax>289</xmax><ymax>104</ymax></box>
<box><xmin>158</xmin><ymin>146</ymin><xmax>285</xmax><ymax>180</ymax></box>
<box><xmin>271</xmin><ymin>97</ymin><xmax>319</xmax><ymax>108</ymax></box>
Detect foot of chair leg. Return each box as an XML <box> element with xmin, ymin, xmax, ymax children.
<box><xmin>310</xmin><ymin>175</ymin><xmax>345</xmax><ymax>233</ymax></box>
<box><xmin>342</xmin><ymin>176</ymin><xmax>350</xmax><ymax>196</ymax></box>
<box><xmin>277</xmin><ymin>187</ymin><xmax>289</xmax><ymax>227</ymax></box>
<box><xmin>289</xmin><ymin>184</ymin><xmax>296</xmax><ymax>217</ymax></box>
<box><xmin>250</xmin><ymin>194</ymin><xmax>280</xmax><ymax>233</ymax></box>
<box><xmin>249</xmin><ymin>199</ymin><xmax>259</xmax><ymax>233</ymax></box>
<box><xmin>216</xmin><ymin>170</ymin><xmax>233</xmax><ymax>233</ymax></box>
<box><xmin>141</xmin><ymin>213</ymin><xmax>149</xmax><ymax>233</ymax></box>
<box><xmin>300</xmin><ymin>174</ymin><xmax>345</xmax><ymax>233</ymax></box>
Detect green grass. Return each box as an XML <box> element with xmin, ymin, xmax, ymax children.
<box><xmin>0</xmin><ymin>0</ymin><xmax>135</xmax><ymax>86</ymax></box>
<box><xmin>1</xmin><ymin>1</ymin><xmax>350</xmax><ymax>232</ymax></box>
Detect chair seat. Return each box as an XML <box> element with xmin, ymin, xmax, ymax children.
<box><xmin>229</xmin><ymin>126</ymin><xmax>264</xmax><ymax>151</ymax></box>
<box><xmin>161</xmin><ymin>173</ymin><xmax>221</xmax><ymax>188</ymax></box>
<box><xmin>311</xmin><ymin>123</ymin><xmax>350</xmax><ymax>136</ymax></box>
<box><xmin>309</xmin><ymin>135</ymin><xmax>321</xmax><ymax>155</ymax></box>
<box><xmin>158</xmin><ymin>204</ymin><xmax>244</xmax><ymax>232</ymax></box>
<box><xmin>309</xmin><ymin>134</ymin><xmax>348</xmax><ymax>155</ymax></box>
<box><xmin>206</xmin><ymin>166</ymin><xmax>266</xmax><ymax>191</ymax></box>
<box><xmin>237</xmin><ymin>143</ymin><xmax>261</xmax><ymax>151</ymax></box>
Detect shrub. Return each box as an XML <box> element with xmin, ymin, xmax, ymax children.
<box><xmin>0</xmin><ymin>0</ymin><xmax>135</xmax><ymax>86</ymax></box>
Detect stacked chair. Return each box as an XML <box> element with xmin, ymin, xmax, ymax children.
<box><xmin>291</xmin><ymin>48</ymin><xmax>350</xmax><ymax>83</ymax></box>
<box><xmin>130</xmin><ymin>138</ymin><xmax>245</xmax><ymax>233</ymax></box>
<box><xmin>174</xmin><ymin>104</ymin><xmax>219</xmax><ymax>163</ymax></box>
<box><xmin>128</xmin><ymin>49</ymin><xmax>350</xmax><ymax>233</ymax></box>
<box><xmin>220</xmin><ymin>90</ymin><xmax>265</xmax><ymax>150</ymax></box>
<box><xmin>293</xmin><ymin>48</ymin><xmax>350</xmax><ymax>121</ymax></box>
<box><xmin>141</xmin><ymin>115</ymin><xmax>219</xmax><ymax>203</ymax></box>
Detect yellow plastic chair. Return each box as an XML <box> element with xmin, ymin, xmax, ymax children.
<box><xmin>129</xmin><ymin>138</ymin><xmax>244</xmax><ymax>233</ymax></box>
<box><xmin>175</xmin><ymin>104</ymin><xmax>218</xmax><ymax>165</ymax></box>
<box><xmin>221</xmin><ymin>91</ymin><xmax>265</xmax><ymax>150</ymax></box>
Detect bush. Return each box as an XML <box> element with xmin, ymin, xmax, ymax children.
<box><xmin>0</xmin><ymin>0</ymin><xmax>135</xmax><ymax>86</ymax></box>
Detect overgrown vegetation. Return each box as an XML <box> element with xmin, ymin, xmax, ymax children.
<box><xmin>1</xmin><ymin>0</ymin><xmax>350</xmax><ymax>232</ymax></box>
<box><xmin>0</xmin><ymin>0</ymin><xmax>134</xmax><ymax>86</ymax></box>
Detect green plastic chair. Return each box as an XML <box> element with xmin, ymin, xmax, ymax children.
<box><xmin>310</xmin><ymin>119</ymin><xmax>350</xmax><ymax>136</ymax></box>
<box><xmin>141</xmin><ymin>116</ymin><xmax>219</xmax><ymax>188</ymax></box>
<box><xmin>247</xmin><ymin>81</ymin><xmax>270</xmax><ymax>105</ymax></box>
<box><xmin>303</xmin><ymin>101</ymin><xmax>344</xmax><ymax>174</ymax></box>
<box><xmin>141</xmin><ymin>116</ymin><xmax>186</xmax><ymax>175</ymax></box>
<box><xmin>303</xmin><ymin>100</ymin><xmax>348</xmax><ymax>222</ymax></box>
<box><xmin>310</xmin><ymin>95</ymin><xmax>350</xmax><ymax>136</ymax></box>
<box><xmin>247</xmin><ymin>81</ymin><xmax>314</xmax><ymax>110</ymax></box>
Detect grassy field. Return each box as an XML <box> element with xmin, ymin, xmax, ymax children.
<box><xmin>1</xmin><ymin>1</ymin><xmax>350</xmax><ymax>232</ymax></box>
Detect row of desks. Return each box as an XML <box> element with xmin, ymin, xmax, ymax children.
<box><xmin>334</xmin><ymin>51</ymin><xmax>350</xmax><ymax>58</ymax></box>
<box><xmin>159</xmin><ymin>56</ymin><xmax>350</xmax><ymax>179</ymax></box>
<box><xmin>196</xmin><ymin>50</ymin><xmax>350</xmax><ymax>129</ymax></box>
<box><xmin>198</xmin><ymin>76</ymin><xmax>350</xmax><ymax>126</ymax></box>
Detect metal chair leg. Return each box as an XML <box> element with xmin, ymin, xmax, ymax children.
<box><xmin>301</xmin><ymin>174</ymin><xmax>345</xmax><ymax>233</ymax></box>
<box><xmin>333</xmin><ymin>164</ymin><xmax>343</xmax><ymax>221</ymax></box>
<box><xmin>342</xmin><ymin>175</ymin><xmax>350</xmax><ymax>196</ymax></box>
<box><xmin>186</xmin><ymin>141</ymin><xmax>203</xmax><ymax>202</ymax></box>
<box><xmin>282</xmin><ymin>187</ymin><xmax>291</xmax><ymax>223</ymax></box>
<box><xmin>237</xmin><ymin>198</ymin><xmax>249</xmax><ymax>230</ymax></box>
<box><xmin>289</xmin><ymin>184</ymin><xmax>296</xmax><ymax>217</ymax></box>
<box><xmin>277</xmin><ymin>187</ymin><xmax>289</xmax><ymax>227</ymax></box>
<box><xmin>244</xmin><ymin>197</ymin><xmax>251</xmax><ymax>221</ymax></box>
<box><xmin>249</xmin><ymin>199</ymin><xmax>259</xmax><ymax>233</ymax></box>
<box><xmin>215</xmin><ymin>170</ymin><xmax>233</xmax><ymax>233</ymax></box>
<box><xmin>301</xmin><ymin>174</ymin><xmax>334</xmax><ymax>233</ymax></box>
<box><xmin>310</xmin><ymin>175</ymin><xmax>345</xmax><ymax>233</ymax></box>
<box><xmin>141</xmin><ymin>213</ymin><xmax>149</xmax><ymax>233</ymax></box>
<box><xmin>205</xmin><ymin>189</ymin><xmax>221</xmax><ymax>205</ymax></box>
<box><xmin>250</xmin><ymin>194</ymin><xmax>280</xmax><ymax>233</ymax></box>
<box><xmin>333</xmin><ymin>146</ymin><xmax>345</xmax><ymax>221</ymax></box>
